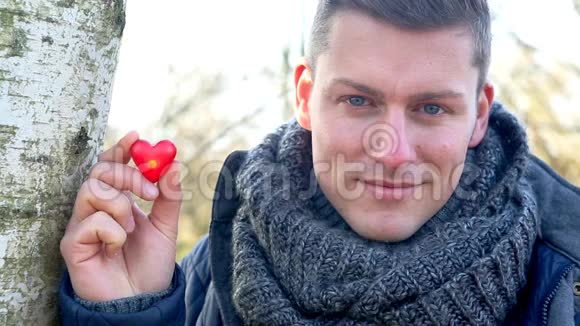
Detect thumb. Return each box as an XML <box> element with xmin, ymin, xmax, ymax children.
<box><xmin>149</xmin><ymin>161</ymin><xmax>182</xmax><ymax>241</ymax></box>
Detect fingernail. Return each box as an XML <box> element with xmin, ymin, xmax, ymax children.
<box><xmin>127</xmin><ymin>215</ymin><xmax>135</xmax><ymax>232</ymax></box>
<box><xmin>167</xmin><ymin>164</ymin><xmax>181</xmax><ymax>186</ymax></box>
<box><xmin>174</xmin><ymin>165</ymin><xmax>181</xmax><ymax>183</ymax></box>
<box><xmin>145</xmin><ymin>183</ymin><xmax>159</xmax><ymax>198</ymax></box>
<box><xmin>108</xmin><ymin>250</ymin><xmax>118</xmax><ymax>259</ymax></box>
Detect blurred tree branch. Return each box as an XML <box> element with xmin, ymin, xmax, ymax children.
<box><xmin>187</xmin><ymin>106</ymin><xmax>265</xmax><ymax>164</ymax></box>
<box><xmin>493</xmin><ymin>27</ymin><xmax>580</xmax><ymax>184</ymax></box>
<box><xmin>160</xmin><ymin>72</ymin><xmax>224</xmax><ymax>126</ymax></box>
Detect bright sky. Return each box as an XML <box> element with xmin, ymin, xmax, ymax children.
<box><xmin>108</xmin><ymin>0</ymin><xmax>314</xmax><ymax>136</ymax></box>
<box><xmin>492</xmin><ymin>0</ymin><xmax>580</xmax><ymax>63</ymax></box>
<box><xmin>108</xmin><ymin>0</ymin><xmax>580</xmax><ymax>137</ymax></box>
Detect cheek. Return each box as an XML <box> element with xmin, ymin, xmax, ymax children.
<box><xmin>417</xmin><ymin>123</ymin><xmax>470</xmax><ymax>157</ymax></box>
<box><xmin>435</xmin><ymin>141</ymin><xmax>466</xmax><ymax>162</ymax></box>
<box><xmin>417</xmin><ymin>135</ymin><xmax>469</xmax><ymax>176</ymax></box>
<box><xmin>311</xmin><ymin>117</ymin><xmax>365</xmax><ymax>162</ymax></box>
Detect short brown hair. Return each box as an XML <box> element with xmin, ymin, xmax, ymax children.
<box><xmin>308</xmin><ymin>0</ymin><xmax>492</xmax><ymax>92</ymax></box>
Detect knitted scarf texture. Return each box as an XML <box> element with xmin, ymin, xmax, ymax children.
<box><xmin>231</xmin><ymin>103</ymin><xmax>538</xmax><ymax>325</ymax></box>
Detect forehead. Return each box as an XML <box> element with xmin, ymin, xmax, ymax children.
<box><xmin>316</xmin><ymin>10</ymin><xmax>477</xmax><ymax>94</ymax></box>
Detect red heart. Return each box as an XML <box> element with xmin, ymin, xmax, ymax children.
<box><xmin>130</xmin><ymin>139</ymin><xmax>177</xmax><ymax>183</ymax></box>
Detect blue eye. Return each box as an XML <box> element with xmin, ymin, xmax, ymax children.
<box><xmin>346</xmin><ymin>96</ymin><xmax>368</xmax><ymax>107</ymax></box>
<box><xmin>422</xmin><ymin>104</ymin><xmax>443</xmax><ymax>115</ymax></box>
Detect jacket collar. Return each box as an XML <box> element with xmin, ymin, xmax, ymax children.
<box><xmin>209</xmin><ymin>150</ymin><xmax>247</xmax><ymax>326</ymax></box>
<box><xmin>526</xmin><ymin>154</ymin><xmax>580</xmax><ymax>265</ymax></box>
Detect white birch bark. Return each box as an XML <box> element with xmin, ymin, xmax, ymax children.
<box><xmin>0</xmin><ymin>0</ymin><xmax>125</xmax><ymax>324</ymax></box>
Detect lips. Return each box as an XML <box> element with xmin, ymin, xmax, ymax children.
<box><xmin>362</xmin><ymin>179</ymin><xmax>420</xmax><ymax>200</ymax></box>
<box><xmin>363</xmin><ymin>179</ymin><xmax>418</xmax><ymax>188</ymax></box>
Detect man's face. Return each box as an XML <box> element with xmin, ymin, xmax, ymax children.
<box><xmin>294</xmin><ymin>11</ymin><xmax>493</xmax><ymax>242</ymax></box>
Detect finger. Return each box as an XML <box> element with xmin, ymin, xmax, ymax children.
<box><xmin>71</xmin><ymin>178</ymin><xmax>134</xmax><ymax>232</ymax></box>
<box><xmin>123</xmin><ymin>191</ymin><xmax>135</xmax><ymax>206</ymax></box>
<box><xmin>60</xmin><ymin>211</ymin><xmax>127</xmax><ymax>263</ymax></box>
<box><xmin>89</xmin><ymin>161</ymin><xmax>159</xmax><ymax>201</ymax></box>
<box><xmin>131</xmin><ymin>200</ymin><xmax>147</xmax><ymax>220</ymax></box>
<box><xmin>98</xmin><ymin>130</ymin><xmax>139</xmax><ymax>164</ymax></box>
<box><xmin>149</xmin><ymin>162</ymin><xmax>182</xmax><ymax>241</ymax></box>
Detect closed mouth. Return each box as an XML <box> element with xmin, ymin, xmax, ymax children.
<box><xmin>362</xmin><ymin>180</ymin><xmax>420</xmax><ymax>188</ymax></box>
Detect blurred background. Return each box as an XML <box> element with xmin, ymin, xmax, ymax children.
<box><xmin>104</xmin><ymin>0</ymin><xmax>580</xmax><ymax>261</ymax></box>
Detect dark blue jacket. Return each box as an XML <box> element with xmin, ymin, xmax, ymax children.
<box><xmin>59</xmin><ymin>150</ymin><xmax>580</xmax><ymax>325</ymax></box>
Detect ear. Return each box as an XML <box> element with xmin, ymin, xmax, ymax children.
<box><xmin>294</xmin><ymin>58</ymin><xmax>313</xmax><ymax>130</ymax></box>
<box><xmin>468</xmin><ymin>82</ymin><xmax>494</xmax><ymax>148</ymax></box>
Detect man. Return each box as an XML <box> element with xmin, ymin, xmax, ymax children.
<box><xmin>59</xmin><ymin>1</ymin><xmax>580</xmax><ymax>325</ymax></box>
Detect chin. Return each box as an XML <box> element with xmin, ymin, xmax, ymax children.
<box><xmin>347</xmin><ymin>214</ymin><xmax>423</xmax><ymax>243</ymax></box>
<box><xmin>360</xmin><ymin>229</ymin><xmax>416</xmax><ymax>243</ymax></box>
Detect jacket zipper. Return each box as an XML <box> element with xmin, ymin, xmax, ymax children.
<box><xmin>541</xmin><ymin>264</ymin><xmax>574</xmax><ymax>326</ymax></box>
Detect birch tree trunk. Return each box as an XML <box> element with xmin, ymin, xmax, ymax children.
<box><xmin>0</xmin><ymin>0</ymin><xmax>125</xmax><ymax>324</ymax></box>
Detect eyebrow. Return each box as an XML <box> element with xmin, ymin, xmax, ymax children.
<box><xmin>327</xmin><ymin>78</ymin><xmax>465</xmax><ymax>102</ymax></box>
<box><xmin>328</xmin><ymin>78</ymin><xmax>385</xmax><ymax>100</ymax></box>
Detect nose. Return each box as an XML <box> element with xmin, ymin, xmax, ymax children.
<box><xmin>364</xmin><ymin>109</ymin><xmax>416</xmax><ymax>169</ymax></box>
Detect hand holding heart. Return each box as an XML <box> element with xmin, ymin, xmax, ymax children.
<box><xmin>60</xmin><ymin>131</ymin><xmax>183</xmax><ymax>302</ymax></box>
<box><xmin>130</xmin><ymin>139</ymin><xmax>177</xmax><ymax>183</ymax></box>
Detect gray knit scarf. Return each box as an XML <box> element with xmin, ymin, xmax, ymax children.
<box><xmin>231</xmin><ymin>102</ymin><xmax>537</xmax><ymax>325</ymax></box>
